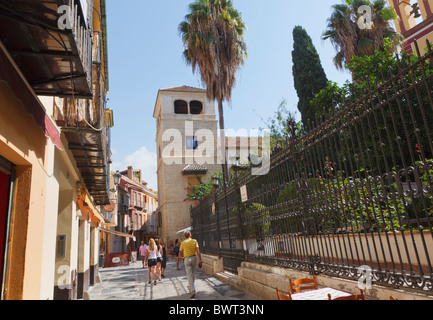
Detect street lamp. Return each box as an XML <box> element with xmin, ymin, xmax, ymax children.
<box><xmin>113</xmin><ymin>170</ymin><xmax>122</xmax><ymax>187</ymax></box>
<box><xmin>212</xmin><ymin>175</ymin><xmax>220</xmax><ymax>190</ymax></box>
<box><xmin>232</xmin><ymin>156</ymin><xmax>241</xmax><ymax>179</ymax></box>
<box><xmin>110</xmin><ymin>170</ymin><xmax>122</xmax><ymax>193</ymax></box>
<box><xmin>235</xmin><ymin>156</ymin><xmax>240</xmax><ymax>168</ymax></box>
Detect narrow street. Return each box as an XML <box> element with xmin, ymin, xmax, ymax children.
<box><xmin>2</xmin><ymin>0</ymin><xmax>433</xmax><ymax>302</ymax></box>
<box><xmin>88</xmin><ymin>258</ymin><xmax>256</xmax><ymax>301</ymax></box>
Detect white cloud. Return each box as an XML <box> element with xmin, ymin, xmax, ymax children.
<box><xmin>111</xmin><ymin>146</ymin><xmax>157</xmax><ymax>189</ymax></box>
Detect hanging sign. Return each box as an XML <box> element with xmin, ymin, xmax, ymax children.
<box><xmin>240</xmin><ymin>185</ymin><xmax>248</xmax><ymax>203</ymax></box>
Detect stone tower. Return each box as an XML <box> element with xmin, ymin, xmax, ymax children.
<box><xmin>153</xmin><ymin>86</ymin><xmax>220</xmax><ymax>244</ymax></box>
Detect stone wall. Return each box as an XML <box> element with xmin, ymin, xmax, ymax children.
<box><xmin>202</xmin><ymin>254</ymin><xmax>433</xmax><ymax>301</ymax></box>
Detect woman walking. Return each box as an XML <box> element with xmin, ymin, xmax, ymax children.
<box><xmin>160</xmin><ymin>239</ymin><xmax>167</xmax><ymax>279</ymax></box>
<box><xmin>155</xmin><ymin>238</ymin><xmax>163</xmax><ymax>281</ymax></box>
<box><xmin>174</xmin><ymin>239</ymin><xmax>181</xmax><ymax>270</ymax></box>
<box><xmin>144</xmin><ymin>238</ymin><xmax>158</xmax><ymax>285</ymax></box>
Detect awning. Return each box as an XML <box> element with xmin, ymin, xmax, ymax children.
<box><xmin>100</xmin><ymin>227</ymin><xmax>136</xmax><ymax>241</ymax></box>
<box><xmin>176</xmin><ymin>227</ymin><xmax>192</xmax><ymax>235</ymax></box>
<box><xmin>182</xmin><ymin>164</ymin><xmax>208</xmax><ymax>176</ymax></box>
<box><xmin>0</xmin><ymin>40</ymin><xmax>62</xmax><ymax>150</ymax></box>
<box><xmin>76</xmin><ymin>186</ymin><xmax>105</xmax><ymax>226</ymax></box>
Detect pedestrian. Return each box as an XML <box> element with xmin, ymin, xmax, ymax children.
<box><xmin>127</xmin><ymin>240</ymin><xmax>135</xmax><ymax>265</ymax></box>
<box><xmin>138</xmin><ymin>240</ymin><xmax>147</xmax><ymax>268</ymax></box>
<box><xmin>160</xmin><ymin>238</ymin><xmax>167</xmax><ymax>279</ymax></box>
<box><xmin>178</xmin><ymin>230</ymin><xmax>202</xmax><ymax>299</ymax></box>
<box><xmin>144</xmin><ymin>238</ymin><xmax>158</xmax><ymax>285</ymax></box>
<box><xmin>174</xmin><ymin>239</ymin><xmax>181</xmax><ymax>270</ymax></box>
<box><xmin>155</xmin><ymin>237</ymin><xmax>163</xmax><ymax>281</ymax></box>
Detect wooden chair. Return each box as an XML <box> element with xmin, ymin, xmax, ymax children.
<box><xmin>328</xmin><ymin>289</ymin><xmax>365</xmax><ymax>300</ymax></box>
<box><xmin>289</xmin><ymin>275</ymin><xmax>318</xmax><ymax>294</ymax></box>
<box><xmin>276</xmin><ymin>288</ymin><xmax>293</xmax><ymax>300</ymax></box>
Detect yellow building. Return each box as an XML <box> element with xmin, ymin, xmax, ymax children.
<box><xmin>0</xmin><ymin>0</ymin><xmax>119</xmax><ymax>300</ymax></box>
<box><xmin>388</xmin><ymin>0</ymin><xmax>433</xmax><ymax>54</ymax></box>
<box><xmin>153</xmin><ymin>86</ymin><xmax>221</xmax><ymax>245</ymax></box>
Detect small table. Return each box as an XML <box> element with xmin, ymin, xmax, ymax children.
<box><xmin>291</xmin><ymin>287</ymin><xmax>351</xmax><ymax>300</ymax></box>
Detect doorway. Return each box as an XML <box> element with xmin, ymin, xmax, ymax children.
<box><xmin>0</xmin><ymin>156</ymin><xmax>14</xmax><ymax>299</ymax></box>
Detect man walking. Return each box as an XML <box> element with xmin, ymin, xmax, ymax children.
<box><xmin>178</xmin><ymin>230</ymin><xmax>202</xmax><ymax>299</ymax></box>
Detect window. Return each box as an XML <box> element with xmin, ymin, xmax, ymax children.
<box><xmin>174</xmin><ymin>100</ymin><xmax>188</xmax><ymax>114</ymax></box>
<box><xmin>190</xmin><ymin>101</ymin><xmax>203</xmax><ymax>114</ymax></box>
<box><xmin>186</xmin><ymin>136</ymin><xmax>198</xmax><ymax>150</ymax></box>
<box><xmin>56</xmin><ymin>235</ymin><xmax>66</xmax><ymax>258</ymax></box>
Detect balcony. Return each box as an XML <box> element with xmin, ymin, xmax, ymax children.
<box><xmin>52</xmin><ymin>73</ymin><xmax>111</xmax><ymax>205</ymax></box>
<box><xmin>0</xmin><ymin>0</ymin><xmax>112</xmax><ymax>205</ymax></box>
<box><xmin>118</xmin><ymin>204</ymin><xmax>129</xmax><ymax>215</ymax></box>
<box><xmin>0</xmin><ymin>0</ymin><xmax>93</xmax><ymax>98</ymax></box>
<box><xmin>143</xmin><ymin>225</ymin><xmax>157</xmax><ymax>234</ymax></box>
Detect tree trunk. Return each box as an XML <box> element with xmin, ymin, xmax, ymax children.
<box><xmin>217</xmin><ymin>99</ymin><xmax>229</xmax><ymax>182</ymax></box>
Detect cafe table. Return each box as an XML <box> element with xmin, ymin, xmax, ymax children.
<box><xmin>290</xmin><ymin>287</ymin><xmax>352</xmax><ymax>300</ymax></box>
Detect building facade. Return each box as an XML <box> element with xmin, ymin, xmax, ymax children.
<box><xmin>103</xmin><ymin>167</ymin><xmax>159</xmax><ymax>256</ymax></box>
<box><xmin>153</xmin><ymin>86</ymin><xmax>221</xmax><ymax>245</ymax></box>
<box><xmin>0</xmin><ymin>0</ymin><xmax>116</xmax><ymax>300</ymax></box>
<box><xmin>388</xmin><ymin>0</ymin><xmax>433</xmax><ymax>54</ymax></box>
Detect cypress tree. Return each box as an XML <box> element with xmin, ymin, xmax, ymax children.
<box><xmin>292</xmin><ymin>26</ymin><xmax>328</xmax><ymax>129</ymax></box>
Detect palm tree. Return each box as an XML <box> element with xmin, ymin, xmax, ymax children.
<box><xmin>179</xmin><ymin>0</ymin><xmax>247</xmax><ymax>179</ymax></box>
<box><xmin>322</xmin><ymin>0</ymin><xmax>402</xmax><ymax>71</ymax></box>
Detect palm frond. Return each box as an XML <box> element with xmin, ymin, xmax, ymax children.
<box><xmin>323</xmin><ymin>0</ymin><xmax>402</xmax><ymax>71</ymax></box>
<box><xmin>179</xmin><ymin>0</ymin><xmax>247</xmax><ymax>104</ymax></box>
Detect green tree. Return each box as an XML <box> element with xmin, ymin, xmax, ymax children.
<box><xmin>259</xmin><ymin>99</ymin><xmax>303</xmax><ymax>153</ymax></box>
<box><xmin>179</xmin><ymin>0</ymin><xmax>247</xmax><ymax>179</ymax></box>
<box><xmin>185</xmin><ymin>171</ymin><xmax>224</xmax><ymax>203</ymax></box>
<box><xmin>310</xmin><ymin>81</ymin><xmax>346</xmax><ymax>119</ymax></box>
<box><xmin>322</xmin><ymin>0</ymin><xmax>401</xmax><ymax>71</ymax></box>
<box><xmin>292</xmin><ymin>26</ymin><xmax>328</xmax><ymax>128</ymax></box>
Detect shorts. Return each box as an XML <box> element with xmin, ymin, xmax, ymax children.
<box><xmin>157</xmin><ymin>257</ymin><xmax>163</xmax><ymax>263</ymax></box>
<box><xmin>148</xmin><ymin>258</ymin><xmax>157</xmax><ymax>267</ymax></box>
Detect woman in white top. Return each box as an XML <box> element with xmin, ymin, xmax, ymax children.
<box><xmin>144</xmin><ymin>238</ymin><xmax>158</xmax><ymax>285</ymax></box>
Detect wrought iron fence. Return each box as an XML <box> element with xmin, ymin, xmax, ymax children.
<box><xmin>191</xmin><ymin>40</ymin><xmax>433</xmax><ymax>294</ymax></box>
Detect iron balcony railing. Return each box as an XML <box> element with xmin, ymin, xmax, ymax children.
<box><xmin>52</xmin><ymin>0</ymin><xmax>110</xmax><ymax>205</ymax></box>
<box><xmin>191</xmin><ymin>40</ymin><xmax>433</xmax><ymax>294</ymax></box>
<box><xmin>143</xmin><ymin>225</ymin><xmax>158</xmax><ymax>234</ymax></box>
<box><xmin>0</xmin><ymin>0</ymin><xmax>93</xmax><ymax>97</ymax></box>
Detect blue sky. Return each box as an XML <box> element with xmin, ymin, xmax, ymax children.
<box><xmin>106</xmin><ymin>0</ymin><xmax>352</xmax><ymax>188</ymax></box>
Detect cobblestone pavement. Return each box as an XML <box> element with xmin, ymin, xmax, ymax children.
<box><xmin>88</xmin><ymin>258</ymin><xmax>257</xmax><ymax>301</ymax></box>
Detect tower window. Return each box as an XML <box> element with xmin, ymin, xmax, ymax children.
<box><xmin>174</xmin><ymin>100</ymin><xmax>188</xmax><ymax>114</ymax></box>
<box><xmin>186</xmin><ymin>136</ymin><xmax>198</xmax><ymax>150</ymax></box>
<box><xmin>190</xmin><ymin>101</ymin><xmax>203</xmax><ymax>115</ymax></box>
